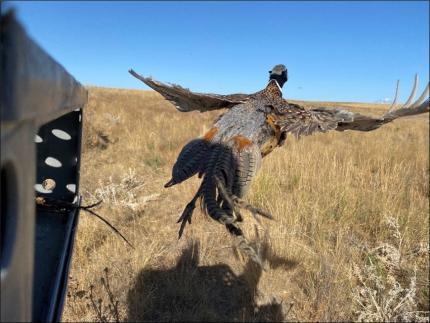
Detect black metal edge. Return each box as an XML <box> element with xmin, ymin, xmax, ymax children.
<box><xmin>50</xmin><ymin>204</ymin><xmax>81</xmax><ymax>322</ymax></box>
<box><xmin>75</xmin><ymin>108</ymin><xmax>84</xmax><ymax>204</ymax></box>
<box><xmin>1</xmin><ymin>10</ymin><xmax>88</xmax><ymax>125</ymax></box>
<box><xmin>52</xmin><ymin>105</ymin><xmax>84</xmax><ymax>321</ymax></box>
<box><xmin>53</xmin><ymin>107</ymin><xmax>84</xmax><ymax>321</ymax></box>
<box><xmin>42</xmin><ymin>106</ymin><xmax>84</xmax><ymax>321</ymax></box>
<box><xmin>54</xmin><ymin>205</ymin><xmax>81</xmax><ymax>322</ymax></box>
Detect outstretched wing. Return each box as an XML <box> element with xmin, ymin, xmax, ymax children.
<box><xmin>275</xmin><ymin>75</ymin><xmax>429</xmax><ymax>138</ymax></box>
<box><xmin>129</xmin><ymin>69</ymin><xmax>249</xmax><ymax>112</ymax></box>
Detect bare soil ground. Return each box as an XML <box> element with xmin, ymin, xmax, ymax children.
<box><xmin>62</xmin><ymin>86</ymin><xmax>429</xmax><ymax>322</ymax></box>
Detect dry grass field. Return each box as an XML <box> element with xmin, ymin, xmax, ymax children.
<box><xmin>62</xmin><ymin>86</ymin><xmax>429</xmax><ymax>322</ymax></box>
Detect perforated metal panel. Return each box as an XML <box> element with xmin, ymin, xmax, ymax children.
<box><xmin>32</xmin><ymin>109</ymin><xmax>84</xmax><ymax>322</ymax></box>
<box><xmin>1</xmin><ymin>10</ymin><xmax>87</xmax><ymax>322</ymax></box>
<box><xmin>35</xmin><ymin>110</ymin><xmax>83</xmax><ymax>202</ymax></box>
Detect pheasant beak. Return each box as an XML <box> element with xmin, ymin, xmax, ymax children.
<box><xmin>164</xmin><ymin>179</ymin><xmax>175</xmax><ymax>188</ymax></box>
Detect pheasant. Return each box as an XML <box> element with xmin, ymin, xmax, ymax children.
<box><xmin>129</xmin><ymin>65</ymin><xmax>429</xmax><ymax>265</ymax></box>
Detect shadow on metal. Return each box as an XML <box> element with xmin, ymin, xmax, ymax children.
<box><xmin>1</xmin><ymin>10</ymin><xmax>87</xmax><ymax>322</ymax></box>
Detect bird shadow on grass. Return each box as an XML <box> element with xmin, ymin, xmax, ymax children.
<box><xmin>127</xmin><ymin>240</ymin><xmax>297</xmax><ymax>322</ymax></box>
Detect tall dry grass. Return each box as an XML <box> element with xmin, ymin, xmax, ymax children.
<box><xmin>62</xmin><ymin>86</ymin><xmax>429</xmax><ymax>322</ymax></box>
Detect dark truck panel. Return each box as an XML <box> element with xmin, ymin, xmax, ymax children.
<box><xmin>1</xmin><ymin>10</ymin><xmax>87</xmax><ymax>322</ymax></box>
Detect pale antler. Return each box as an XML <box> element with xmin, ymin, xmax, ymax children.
<box><xmin>410</xmin><ymin>82</ymin><xmax>430</xmax><ymax>109</ymax></box>
<box><xmin>387</xmin><ymin>79</ymin><xmax>400</xmax><ymax>113</ymax></box>
<box><xmin>401</xmin><ymin>74</ymin><xmax>419</xmax><ymax>108</ymax></box>
<box><xmin>382</xmin><ymin>74</ymin><xmax>429</xmax><ymax>120</ymax></box>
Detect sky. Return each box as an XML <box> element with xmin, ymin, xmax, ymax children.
<box><xmin>3</xmin><ymin>1</ymin><xmax>430</xmax><ymax>102</ymax></box>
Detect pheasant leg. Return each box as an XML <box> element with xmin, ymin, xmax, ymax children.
<box><xmin>177</xmin><ymin>188</ymin><xmax>202</xmax><ymax>239</ymax></box>
<box><xmin>215</xmin><ymin>176</ymin><xmax>273</xmax><ymax>222</ymax></box>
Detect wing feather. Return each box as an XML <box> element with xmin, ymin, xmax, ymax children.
<box><xmin>274</xmin><ymin>80</ymin><xmax>429</xmax><ymax>138</ymax></box>
<box><xmin>129</xmin><ymin>69</ymin><xmax>248</xmax><ymax>112</ymax></box>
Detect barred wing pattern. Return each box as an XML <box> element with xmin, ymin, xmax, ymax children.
<box><xmin>164</xmin><ymin>138</ymin><xmax>210</xmax><ymax>188</ymax></box>
<box><xmin>275</xmin><ymin>75</ymin><xmax>429</xmax><ymax>138</ymax></box>
<box><xmin>167</xmin><ymin>135</ymin><xmax>269</xmax><ymax>266</ymax></box>
<box><xmin>129</xmin><ymin>67</ymin><xmax>429</xmax><ymax>268</ymax></box>
<box><xmin>232</xmin><ymin>143</ymin><xmax>262</xmax><ymax>198</ymax></box>
<box><xmin>129</xmin><ymin>69</ymin><xmax>249</xmax><ymax>112</ymax></box>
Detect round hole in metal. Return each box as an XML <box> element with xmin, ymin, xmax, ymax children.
<box><xmin>45</xmin><ymin>157</ymin><xmax>62</xmax><ymax>168</ymax></box>
<box><xmin>35</xmin><ymin>184</ymin><xmax>53</xmax><ymax>194</ymax></box>
<box><xmin>66</xmin><ymin>184</ymin><xmax>76</xmax><ymax>193</ymax></box>
<box><xmin>35</xmin><ymin>135</ymin><xmax>43</xmax><ymax>143</ymax></box>
<box><xmin>42</xmin><ymin>179</ymin><xmax>56</xmax><ymax>191</ymax></box>
<box><xmin>52</xmin><ymin>129</ymin><xmax>72</xmax><ymax>140</ymax></box>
